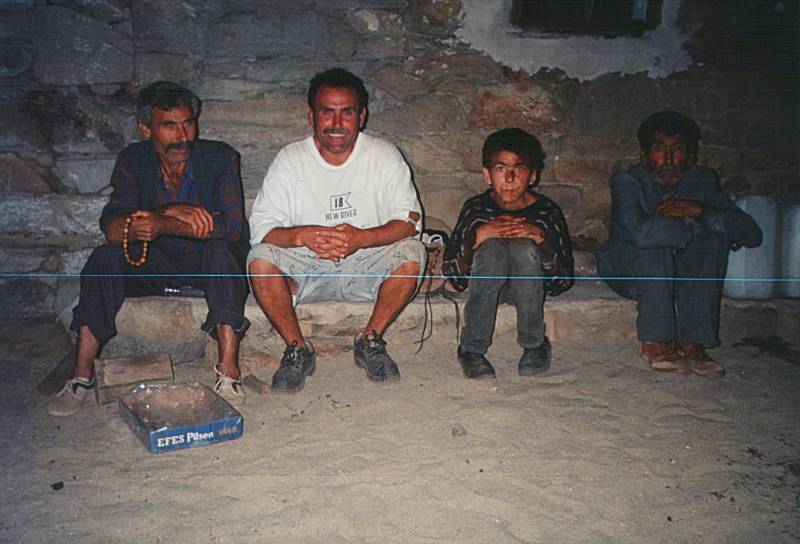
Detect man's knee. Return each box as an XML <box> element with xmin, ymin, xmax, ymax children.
<box><xmin>390</xmin><ymin>259</ymin><xmax>421</xmax><ymax>277</ymax></box>
<box><xmin>247</xmin><ymin>243</ymin><xmax>288</xmax><ymax>275</ymax></box>
<box><xmin>248</xmin><ymin>256</ymin><xmax>284</xmax><ymax>276</ymax></box>
<box><xmin>393</xmin><ymin>237</ymin><xmax>426</xmax><ymax>266</ymax></box>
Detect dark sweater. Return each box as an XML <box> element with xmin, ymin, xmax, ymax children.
<box><xmin>443</xmin><ymin>190</ymin><xmax>574</xmax><ymax>296</ymax></box>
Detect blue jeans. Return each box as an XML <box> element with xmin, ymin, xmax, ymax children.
<box><xmin>460</xmin><ymin>238</ymin><xmax>546</xmax><ymax>354</ymax></box>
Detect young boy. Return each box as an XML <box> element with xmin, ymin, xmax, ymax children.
<box><xmin>443</xmin><ymin>128</ymin><xmax>574</xmax><ymax>379</ymax></box>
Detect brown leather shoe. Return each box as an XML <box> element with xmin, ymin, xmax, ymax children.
<box><xmin>641</xmin><ymin>341</ymin><xmax>690</xmax><ymax>374</ymax></box>
<box><xmin>676</xmin><ymin>342</ymin><xmax>725</xmax><ymax>378</ymax></box>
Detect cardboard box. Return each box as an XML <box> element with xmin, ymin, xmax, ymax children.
<box><xmin>95</xmin><ymin>352</ymin><xmax>173</xmax><ymax>405</ymax></box>
<box><xmin>119</xmin><ymin>382</ymin><xmax>243</xmax><ymax>454</ymax></box>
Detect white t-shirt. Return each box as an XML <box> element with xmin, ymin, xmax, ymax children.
<box><xmin>249</xmin><ymin>133</ymin><xmax>422</xmax><ymax>246</ymax></box>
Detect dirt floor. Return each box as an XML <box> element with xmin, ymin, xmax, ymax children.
<box><xmin>1</xmin><ymin>317</ymin><xmax>798</xmax><ymax>544</ymax></box>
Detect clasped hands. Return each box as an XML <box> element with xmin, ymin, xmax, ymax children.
<box><xmin>126</xmin><ymin>204</ymin><xmax>214</xmax><ymax>241</ymax></box>
<box><xmin>301</xmin><ymin>224</ymin><xmax>363</xmax><ymax>262</ymax></box>
<box><xmin>474</xmin><ymin>215</ymin><xmax>545</xmax><ymax>249</ymax></box>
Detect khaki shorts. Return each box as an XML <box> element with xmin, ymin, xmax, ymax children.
<box><xmin>247</xmin><ymin>237</ymin><xmax>426</xmax><ymax>304</ymax></box>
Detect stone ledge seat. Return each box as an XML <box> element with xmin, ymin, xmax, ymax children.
<box><xmin>56</xmin><ymin>281</ymin><xmax>800</xmax><ymax>369</ymax></box>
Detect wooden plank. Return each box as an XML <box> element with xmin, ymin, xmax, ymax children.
<box><xmin>94</xmin><ymin>352</ymin><xmax>173</xmax><ymax>405</ymax></box>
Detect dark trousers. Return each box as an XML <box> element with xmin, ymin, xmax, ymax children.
<box><xmin>461</xmin><ymin>238</ymin><xmax>546</xmax><ymax>354</ymax></box>
<box><xmin>71</xmin><ymin>240</ymin><xmax>249</xmax><ymax>345</ymax></box>
<box><xmin>604</xmin><ymin>234</ymin><xmax>729</xmax><ymax>347</ymax></box>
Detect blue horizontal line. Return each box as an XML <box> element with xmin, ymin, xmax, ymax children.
<box><xmin>1</xmin><ymin>272</ymin><xmax>799</xmax><ymax>283</ymax></box>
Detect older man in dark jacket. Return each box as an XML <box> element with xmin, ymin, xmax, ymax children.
<box><xmin>596</xmin><ymin>111</ymin><xmax>762</xmax><ymax>377</ymax></box>
<box><xmin>47</xmin><ymin>81</ymin><xmax>250</xmax><ymax>416</ymax></box>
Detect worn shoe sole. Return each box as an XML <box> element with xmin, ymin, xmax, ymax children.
<box><xmin>354</xmin><ymin>356</ymin><xmax>401</xmax><ymax>383</ymax></box>
<box><xmin>644</xmin><ymin>355</ymin><xmax>691</xmax><ymax>374</ymax></box>
<box><xmin>460</xmin><ymin>366</ymin><xmax>496</xmax><ymax>380</ymax></box>
<box><xmin>271</xmin><ymin>359</ymin><xmax>317</xmax><ymax>394</ymax></box>
<box><xmin>688</xmin><ymin>359</ymin><xmax>725</xmax><ymax>378</ymax></box>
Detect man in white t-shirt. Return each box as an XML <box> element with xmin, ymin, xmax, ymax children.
<box><xmin>248</xmin><ymin>68</ymin><xmax>425</xmax><ymax>393</ymax></box>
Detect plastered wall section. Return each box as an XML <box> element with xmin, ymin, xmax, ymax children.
<box><xmin>456</xmin><ymin>0</ymin><xmax>692</xmax><ymax>81</ymax></box>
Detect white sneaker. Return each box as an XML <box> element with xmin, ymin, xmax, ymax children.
<box><xmin>47</xmin><ymin>377</ymin><xmax>94</xmax><ymax>417</ymax></box>
<box><xmin>213</xmin><ymin>366</ymin><xmax>246</xmax><ymax>407</ymax></box>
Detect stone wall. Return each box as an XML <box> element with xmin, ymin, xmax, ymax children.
<box><xmin>1</xmin><ymin>0</ymin><xmax>797</xmax><ymax>316</ymax></box>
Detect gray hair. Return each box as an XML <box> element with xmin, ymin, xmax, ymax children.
<box><xmin>136</xmin><ymin>81</ymin><xmax>201</xmax><ymax>125</ymax></box>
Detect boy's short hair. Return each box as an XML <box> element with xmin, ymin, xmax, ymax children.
<box><xmin>136</xmin><ymin>81</ymin><xmax>200</xmax><ymax>126</ymax></box>
<box><xmin>307</xmin><ymin>67</ymin><xmax>369</xmax><ymax>111</ymax></box>
<box><xmin>637</xmin><ymin>110</ymin><xmax>702</xmax><ymax>154</ymax></box>
<box><xmin>482</xmin><ymin>128</ymin><xmax>545</xmax><ymax>171</ymax></box>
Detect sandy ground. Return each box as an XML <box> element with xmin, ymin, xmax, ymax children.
<box><xmin>1</xmin><ymin>317</ymin><xmax>798</xmax><ymax>544</ymax></box>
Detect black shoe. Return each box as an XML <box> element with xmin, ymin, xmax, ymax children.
<box><xmin>457</xmin><ymin>346</ymin><xmax>496</xmax><ymax>380</ymax></box>
<box><xmin>272</xmin><ymin>341</ymin><xmax>316</xmax><ymax>393</ymax></box>
<box><xmin>354</xmin><ymin>331</ymin><xmax>400</xmax><ymax>383</ymax></box>
<box><xmin>518</xmin><ymin>337</ymin><xmax>551</xmax><ymax>376</ymax></box>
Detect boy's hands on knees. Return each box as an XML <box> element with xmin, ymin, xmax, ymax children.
<box><xmin>474</xmin><ymin>215</ymin><xmax>545</xmax><ymax>249</ymax></box>
<box><xmin>510</xmin><ymin>221</ymin><xmax>546</xmax><ymax>244</ymax></box>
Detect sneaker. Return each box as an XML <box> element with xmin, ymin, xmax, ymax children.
<box><xmin>213</xmin><ymin>366</ymin><xmax>246</xmax><ymax>407</ymax></box>
<box><xmin>457</xmin><ymin>346</ymin><xmax>496</xmax><ymax>380</ymax></box>
<box><xmin>676</xmin><ymin>342</ymin><xmax>725</xmax><ymax>378</ymax></box>
<box><xmin>518</xmin><ymin>337</ymin><xmax>552</xmax><ymax>376</ymax></box>
<box><xmin>641</xmin><ymin>341</ymin><xmax>690</xmax><ymax>374</ymax></box>
<box><xmin>47</xmin><ymin>377</ymin><xmax>94</xmax><ymax>417</ymax></box>
<box><xmin>354</xmin><ymin>331</ymin><xmax>400</xmax><ymax>383</ymax></box>
<box><xmin>272</xmin><ymin>341</ymin><xmax>316</xmax><ymax>393</ymax></box>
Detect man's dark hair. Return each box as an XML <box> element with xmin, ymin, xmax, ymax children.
<box><xmin>136</xmin><ymin>81</ymin><xmax>201</xmax><ymax>125</ymax></box>
<box><xmin>482</xmin><ymin>128</ymin><xmax>546</xmax><ymax>171</ymax></box>
<box><xmin>307</xmin><ymin>68</ymin><xmax>369</xmax><ymax>111</ymax></box>
<box><xmin>637</xmin><ymin>110</ymin><xmax>702</xmax><ymax>153</ymax></box>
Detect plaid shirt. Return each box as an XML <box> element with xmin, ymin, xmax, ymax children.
<box><xmin>101</xmin><ymin>146</ymin><xmax>243</xmax><ymax>256</ymax></box>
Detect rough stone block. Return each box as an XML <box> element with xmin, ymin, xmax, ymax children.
<box><xmin>396</xmin><ymin>132</ymin><xmax>483</xmax><ymax>176</ymax></box>
<box><xmin>132</xmin><ymin>1</ymin><xmax>207</xmax><ymax>55</ymax></box>
<box><xmin>0</xmin><ymin>153</ymin><xmax>51</xmax><ymax>193</ymax></box>
<box><xmin>0</xmin><ymin>109</ymin><xmax>49</xmax><ymax>153</ymax></box>
<box><xmin>195</xmin><ymin>78</ymin><xmax>273</xmax><ymax>102</ymax></box>
<box><xmin>411</xmin><ymin>47</ymin><xmax>504</xmax><ymax>87</ymax></box>
<box><xmin>371</xmin><ymin>94</ymin><xmax>466</xmax><ymax>135</ymax></box>
<box><xmin>0</xmin><ymin>194</ymin><xmax>105</xmax><ymax>237</ymax></box>
<box><xmin>0</xmin><ymin>277</ymin><xmax>56</xmax><ymax>317</ymax></box>
<box><xmin>552</xmin><ymin>155</ymin><xmax>617</xmax><ymax>184</ymax></box>
<box><xmin>0</xmin><ymin>0</ymin><xmax>33</xmax><ymax>11</ymax></box>
<box><xmin>0</xmin><ymin>43</ymin><xmax>33</xmax><ymax>78</ymax></box>
<box><xmin>409</xmin><ymin>0</ymin><xmax>462</xmax><ymax>32</ymax></box>
<box><xmin>202</xmin><ymin>97</ymin><xmax>308</xmax><ymax>195</ymax></box>
<box><xmin>418</xmin><ymin>187</ymin><xmax>476</xmax><ymax>229</ymax></box>
<box><xmin>95</xmin><ymin>352</ymin><xmax>174</xmax><ymax>405</ymax></box>
<box><xmin>135</xmin><ymin>52</ymin><xmax>200</xmax><ymax>89</ymax></box>
<box><xmin>55</xmin><ymin>296</ymin><xmax>208</xmax><ymax>363</ymax></box>
<box><xmin>354</xmin><ymin>35</ymin><xmax>408</xmax><ymax>60</ymax></box>
<box><xmin>370</xmin><ymin>63</ymin><xmax>432</xmax><ymax>98</ymax></box>
<box><xmin>204</xmin><ymin>9</ymin><xmax>357</xmax><ymax>61</ymax></box>
<box><xmin>50</xmin><ymin>0</ymin><xmax>126</xmax><ymax>23</ymax></box>
<box><xmin>470</xmin><ymin>82</ymin><xmax>567</xmax><ymax>135</ymax></box>
<box><xmin>54</xmin><ymin>156</ymin><xmax>115</xmax><ymax>193</ymax></box>
<box><xmin>246</xmin><ymin>59</ymin><xmax>362</xmax><ymax>91</ymax></box>
<box><xmin>22</xmin><ymin>6</ymin><xmax>133</xmax><ymax>85</ymax></box>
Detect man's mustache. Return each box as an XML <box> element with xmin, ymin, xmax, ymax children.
<box><xmin>166</xmin><ymin>141</ymin><xmax>193</xmax><ymax>152</ymax></box>
<box><xmin>323</xmin><ymin>128</ymin><xmax>349</xmax><ymax>136</ymax></box>
<box><xmin>657</xmin><ymin>164</ymin><xmax>681</xmax><ymax>175</ymax></box>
